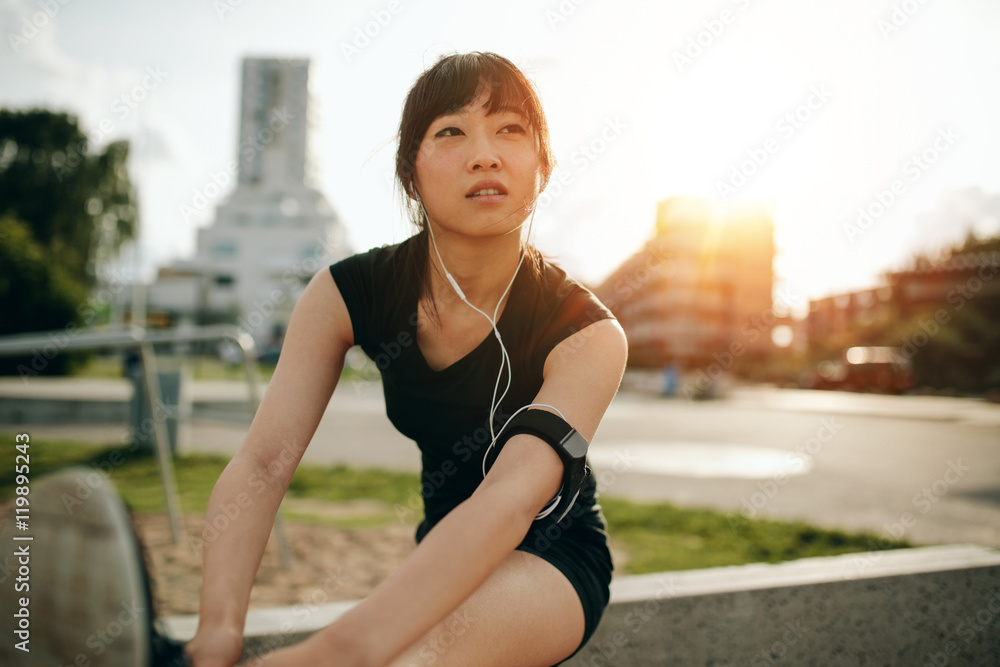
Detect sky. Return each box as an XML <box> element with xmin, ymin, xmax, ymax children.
<box><xmin>2</xmin><ymin>0</ymin><xmax>1000</xmax><ymax>317</ymax></box>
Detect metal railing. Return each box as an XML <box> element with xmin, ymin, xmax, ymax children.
<box><xmin>0</xmin><ymin>325</ymin><xmax>291</xmax><ymax>568</ymax></box>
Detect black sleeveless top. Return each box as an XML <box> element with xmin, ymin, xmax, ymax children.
<box><xmin>328</xmin><ymin>234</ymin><xmax>615</xmax><ymax>541</ymax></box>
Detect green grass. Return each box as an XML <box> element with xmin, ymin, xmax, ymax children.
<box><xmin>72</xmin><ymin>356</ymin><xmax>277</xmax><ymax>382</ymax></box>
<box><xmin>600</xmin><ymin>497</ymin><xmax>904</xmax><ymax>573</ymax></box>
<box><xmin>74</xmin><ymin>355</ymin><xmax>381</xmax><ymax>385</ymax></box>
<box><xmin>0</xmin><ymin>436</ymin><xmax>416</xmax><ymax>526</ymax></box>
<box><xmin>1</xmin><ymin>435</ymin><xmax>909</xmax><ymax>573</ymax></box>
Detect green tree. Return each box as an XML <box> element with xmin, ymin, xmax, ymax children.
<box><xmin>0</xmin><ymin>109</ymin><xmax>137</xmax><ymax>285</ymax></box>
<box><xmin>0</xmin><ymin>217</ymin><xmax>87</xmax><ymax>375</ymax></box>
<box><xmin>892</xmin><ymin>233</ymin><xmax>1000</xmax><ymax>394</ymax></box>
<box><xmin>0</xmin><ymin>109</ymin><xmax>138</xmax><ymax>375</ymax></box>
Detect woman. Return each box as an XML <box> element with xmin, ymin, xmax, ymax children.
<box><xmin>186</xmin><ymin>52</ymin><xmax>627</xmax><ymax>667</ymax></box>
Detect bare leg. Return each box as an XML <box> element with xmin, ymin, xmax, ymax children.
<box><xmin>250</xmin><ymin>550</ymin><xmax>585</xmax><ymax>667</ymax></box>
<box><xmin>387</xmin><ymin>550</ymin><xmax>585</xmax><ymax>667</ymax></box>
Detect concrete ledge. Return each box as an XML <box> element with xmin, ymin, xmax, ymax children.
<box><xmin>566</xmin><ymin>543</ymin><xmax>1000</xmax><ymax>666</ymax></box>
<box><xmin>161</xmin><ymin>544</ymin><xmax>1000</xmax><ymax>665</ymax></box>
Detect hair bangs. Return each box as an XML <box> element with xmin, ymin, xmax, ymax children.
<box><xmin>396</xmin><ymin>52</ymin><xmax>552</xmax><ymax>202</ymax></box>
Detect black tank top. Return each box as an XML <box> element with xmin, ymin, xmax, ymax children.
<box><xmin>329</xmin><ymin>233</ymin><xmax>614</xmax><ymax>541</ymax></box>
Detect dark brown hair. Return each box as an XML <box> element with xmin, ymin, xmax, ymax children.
<box><xmin>394</xmin><ymin>52</ymin><xmax>553</xmax><ymax>319</ymax></box>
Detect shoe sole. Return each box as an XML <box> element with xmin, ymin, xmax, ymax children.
<box><xmin>0</xmin><ymin>466</ymin><xmax>152</xmax><ymax>667</ymax></box>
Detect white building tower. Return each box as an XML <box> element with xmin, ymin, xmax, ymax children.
<box><xmin>146</xmin><ymin>57</ymin><xmax>350</xmax><ymax>347</ymax></box>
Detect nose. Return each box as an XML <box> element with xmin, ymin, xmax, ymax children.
<box><xmin>466</xmin><ymin>131</ymin><xmax>501</xmax><ymax>172</ymax></box>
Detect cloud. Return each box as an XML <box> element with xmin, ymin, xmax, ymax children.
<box><xmin>0</xmin><ymin>0</ymin><xmax>135</xmax><ymax>136</ymax></box>
<box><xmin>2</xmin><ymin>0</ymin><xmax>81</xmax><ymax>80</ymax></box>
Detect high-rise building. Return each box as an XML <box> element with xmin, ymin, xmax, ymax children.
<box><xmin>236</xmin><ymin>58</ymin><xmax>311</xmax><ymax>189</ymax></box>
<box><xmin>135</xmin><ymin>58</ymin><xmax>350</xmax><ymax>346</ymax></box>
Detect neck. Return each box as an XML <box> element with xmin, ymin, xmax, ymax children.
<box><xmin>424</xmin><ymin>224</ymin><xmax>525</xmax><ymax>316</ymax></box>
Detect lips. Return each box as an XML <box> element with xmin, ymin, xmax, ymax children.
<box><xmin>466</xmin><ymin>180</ymin><xmax>508</xmax><ymax>199</ymax></box>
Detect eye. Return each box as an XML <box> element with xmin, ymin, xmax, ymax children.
<box><xmin>499</xmin><ymin>124</ymin><xmax>526</xmax><ymax>134</ymax></box>
<box><xmin>435</xmin><ymin>126</ymin><xmax>463</xmax><ymax>137</ymax></box>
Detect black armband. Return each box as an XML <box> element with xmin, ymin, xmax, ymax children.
<box><xmin>485</xmin><ymin>409</ymin><xmax>589</xmax><ymax>523</ymax></box>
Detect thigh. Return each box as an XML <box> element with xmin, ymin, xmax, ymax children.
<box><xmin>388</xmin><ymin>550</ymin><xmax>586</xmax><ymax>667</ymax></box>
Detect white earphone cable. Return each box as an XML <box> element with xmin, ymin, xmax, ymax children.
<box><xmin>419</xmin><ymin>197</ymin><xmax>563</xmax><ymax>519</ymax></box>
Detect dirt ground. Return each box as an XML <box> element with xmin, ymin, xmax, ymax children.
<box><xmin>133</xmin><ymin>511</ymin><xmax>419</xmax><ymax>617</ymax></box>
<box><xmin>137</xmin><ymin>509</ymin><xmax>629</xmax><ymax>618</ymax></box>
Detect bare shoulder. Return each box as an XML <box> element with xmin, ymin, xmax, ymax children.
<box><xmin>543</xmin><ymin>318</ymin><xmax>628</xmax><ymax>379</ymax></box>
<box><xmin>265</xmin><ymin>268</ymin><xmax>355</xmax><ymax>391</ymax></box>
<box><xmin>536</xmin><ymin>319</ymin><xmax>627</xmax><ymax>441</ymax></box>
<box><xmin>289</xmin><ymin>268</ymin><xmax>355</xmax><ymax>350</ymax></box>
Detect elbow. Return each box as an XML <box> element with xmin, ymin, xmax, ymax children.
<box><xmin>231</xmin><ymin>442</ymin><xmax>300</xmax><ymax>498</ymax></box>
<box><xmin>478</xmin><ymin>473</ymin><xmax>563</xmax><ymax>535</ymax></box>
<box><xmin>474</xmin><ymin>432</ymin><xmax>565</xmax><ymax>531</ymax></box>
<box><xmin>511</xmin><ymin>495</ymin><xmax>547</xmax><ymax>531</ymax></box>
<box><xmin>470</xmin><ymin>481</ymin><xmax>546</xmax><ymax>540</ymax></box>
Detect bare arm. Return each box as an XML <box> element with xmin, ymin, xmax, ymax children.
<box><xmin>186</xmin><ymin>270</ymin><xmax>354</xmax><ymax>666</ymax></box>
<box><xmin>314</xmin><ymin>318</ymin><xmax>628</xmax><ymax>665</ymax></box>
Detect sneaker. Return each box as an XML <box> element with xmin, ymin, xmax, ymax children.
<box><xmin>0</xmin><ymin>466</ymin><xmax>190</xmax><ymax>666</ymax></box>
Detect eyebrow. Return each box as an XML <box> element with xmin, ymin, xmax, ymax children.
<box><xmin>486</xmin><ymin>105</ymin><xmax>525</xmax><ymax>117</ymax></box>
<box><xmin>438</xmin><ymin>104</ymin><xmax>525</xmax><ymax>119</ymax></box>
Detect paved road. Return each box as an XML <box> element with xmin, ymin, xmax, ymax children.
<box><xmin>591</xmin><ymin>388</ymin><xmax>1000</xmax><ymax>550</ymax></box>
<box><xmin>3</xmin><ymin>378</ymin><xmax>999</xmax><ymax>549</ymax></box>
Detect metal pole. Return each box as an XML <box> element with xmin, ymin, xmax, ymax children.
<box><xmin>0</xmin><ymin>324</ymin><xmax>288</xmax><ymax>558</ymax></box>
<box><xmin>272</xmin><ymin>510</ymin><xmax>293</xmax><ymax>572</ymax></box>
<box><xmin>138</xmin><ymin>342</ymin><xmax>185</xmax><ymax>545</ymax></box>
<box><xmin>239</xmin><ymin>333</ymin><xmax>262</xmax><ymax>414</ymax></box>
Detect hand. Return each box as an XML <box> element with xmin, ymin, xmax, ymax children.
<box><xmin>185</xmin><ymin>624</ymin><xmax>243</xmax><ymax>667</ymax></box>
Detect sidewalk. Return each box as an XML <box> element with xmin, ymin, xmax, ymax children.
<box><xmin>4</xmin><ymin>376</ymin><xmax>999</xmax><ymax>423</ymax></box>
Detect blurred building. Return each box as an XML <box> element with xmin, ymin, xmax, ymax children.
<box><xmin>594</xmin><ymin>197</ymin><xmax>775</xmax><ymax>369</ymax></box>
<box><xmin>124</xmin><ymin>57</ymin><xmax>350</xmax><ymax>345</ymax></box>
<box><xmin>806</xmin><ymin>249</ymin><xmax>1000</xmax><ymax>346</ymax></box>
<box><xmin>887</xmin><ymin>251</ymin><xmax>1000</xmax><ymax>317</ymax></box>
<box><xmin>806</xmin><ymin>286</ymin><xmax>895</xmax><ymax>347</ymax></box>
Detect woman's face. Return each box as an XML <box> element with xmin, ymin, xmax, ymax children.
<box><xmin>412</xmin><ymin>91</ymin><xmax>543</xmax><ymax>240</ymax></box>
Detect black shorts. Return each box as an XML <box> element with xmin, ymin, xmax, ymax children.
<box><xmin>515</xmin><ymin>492</ymin><xmax>614</xmax><ymax>665</ymax></box>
